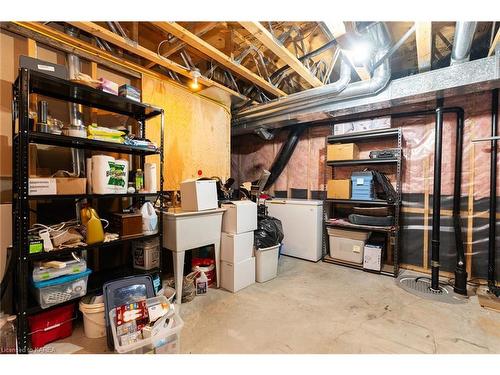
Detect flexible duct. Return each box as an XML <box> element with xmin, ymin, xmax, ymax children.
<box><xmin>264</xmin><ymin>124</ymin><xmax>308</xmax><ymax>190</ymax></box>
<box><xmin>451</xmin><ymin>21</ymin><xmax>477</xmax><ymax>65</ymax></box>
<box><xmin>234</xmin><ymin>22</ymin><xmax>392</xmax><ymax>128</ymax></box>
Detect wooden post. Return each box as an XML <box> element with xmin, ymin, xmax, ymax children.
<box><xmin>466</xmin><ymin>145</ymin><xmax>475</xmax><ymax>277</ymax></box>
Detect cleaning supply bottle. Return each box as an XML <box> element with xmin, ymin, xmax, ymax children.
<box><xmin>140</xmin><ymin>202</ymin><xmax>158</xmax><ymax>235</ymax></box>
<box><xmin>195</xmin><ymin>271</ymin><xmax>208</xmax><ymax>295</ymax></box>
<box><xmin>135</xmin><ymin>169</ymin><xmax>144</xmax><ymax>192</ymax></box>
<box><xmin>82</xmin><ymin>207</ymin><xmax>104</xmax><ymax>245</ymax></box>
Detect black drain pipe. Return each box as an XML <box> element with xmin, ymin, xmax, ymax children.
<box><xmin>431</xmin><ymin>102</ymin><xmax>445</xmax><ymax>291</ymax></box>
<box><xmin>489</xmin><ymin>89</ymin><xmax>499</xmax><ymax>296</ymax></box>
<box><xmin>264</xmin><ymin>124</ymin><xmax>308</xmax><ymax>190</ymax></box>
<box><xmin>452</xmin><ymin>108</ymin><xmax>467</xmax><ymax>295</ymax></box>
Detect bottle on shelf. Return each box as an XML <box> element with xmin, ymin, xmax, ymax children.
<box><xmin>135</xmin><ymin>169</ymin><xmax>144</xmax><ymax>192</ymax></box>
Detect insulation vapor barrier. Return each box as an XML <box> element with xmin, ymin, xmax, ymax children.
<box><xmin>231</xmin><ymin>91</ymin><xmax>500</xmax><ymax>279</ymax></box>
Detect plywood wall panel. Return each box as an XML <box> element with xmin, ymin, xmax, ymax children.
<box><xmin>142</xmin><ymin>75</ymin><xmax>230</xmax><ymax>191</ymax></box>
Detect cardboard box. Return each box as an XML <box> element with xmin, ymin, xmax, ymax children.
<box><xmin>221</xmin><ymin>231</ymin><xmax>254</xmax><ymax>263</ymax></box>
<box><xmin>363</xmin><ymin>244</ymin><xmax>383</xmax><ymax>271</ymax></box>
<box><xmin>29</xmin><ymin>178</ymin><xmax>57</xmax><ymax>195</ymax></box>
<box><xmin>111</xmin><ymin>212</ymin><xmax>143</xmax><ymax>237</ymax></box>
<box><xmin>327</xmin><ymin>179</ymin><xmax>351</xmax><ymax>199</ymax></box>
<box><xmin>327</xmin><ymin>143</ymin><xmax>359</xmax><ymax>161</ymax></box>
<box><xmin>220</xmin><ymin>257</ymin><xmax>255</xmax><ymax>293</ymax></box>
<box><xmin>55</xmin><ymin>178</ymin><xmax>86</xmax><ymax>195</ymax></box>
<box><xmin>180</xmin><ymin>179</ymin><xmax>218</xmax><ymax>211</ymax></box>
<box><xmin>221</xmin><ymin>200</ymin><xmax>257</xmax><ymax>234</ymax></box>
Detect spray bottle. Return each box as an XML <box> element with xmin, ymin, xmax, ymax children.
<box><xmin>195</xmin><ymin>271</ymin><xmax>208</xmax><ymax>295</ymax></box>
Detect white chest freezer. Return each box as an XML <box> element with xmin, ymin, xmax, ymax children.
<box><xmin>266</xmin><ymin>199</ymin><xmax>323</xmax><ymax>262</ymax></box>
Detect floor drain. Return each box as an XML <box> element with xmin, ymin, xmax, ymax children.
<box><xmin>397</xmin><ymin>274</ymin><xmax>467</xmax><ymax>304</ymax></box>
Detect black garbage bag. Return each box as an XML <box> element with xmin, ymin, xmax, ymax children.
<box><xmin>254</xmin><ymin>215</ymin><xmax>284</xmax><ymax>249</ymax></box>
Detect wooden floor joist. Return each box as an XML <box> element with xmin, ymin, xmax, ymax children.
<box><xmin>239</xmin><ymin>22</ymin><xmax>324</xmax><ymax>88</ymax></box>
<box><xmin>415</xmin><ymin>22</ymin><xmax>432</xmax><ymax>72</ymax></box>
<box><xmin>151</xmin><ymin>22</ymin><xmax>286</xmax><ymax>97</ymax></box>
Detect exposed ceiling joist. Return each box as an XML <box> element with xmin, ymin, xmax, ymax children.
<box><xmin>151</xmin><ymin>22</ymin><xmax>286</xmax><ymax>97</ymax></box>
<box><xmin>144</xmin><ymin>22</ymin><xmax>219</xmax><ymax>69</ymax></box>
<box><xmin>489</xmin><ymin>27</ymin><xmax>500</xmax><ymax>56</ymax></box>
<box><xmin>416</xmin><ymin>22</ymin><xmax>432</xmax><ymax>72</ymax></box>
<box><xmin>239</xmin><ymin>22</ymin><xmax>324</xmax><ymax>88</ymax></box>
<box><xmin>65</xmin><ymin>21</ymin><xmax>247</xmax><ymax>100</ymax></box>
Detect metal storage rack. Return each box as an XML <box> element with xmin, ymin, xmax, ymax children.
<box><xmin>322</xmin><ymin>127</ymin><xmax>402</xmax><ymax>277</ymax></box>
<box><xmin>11</xmin><ymin>68</ymin><xmax>164</xmax><ymax>353</ymax></box>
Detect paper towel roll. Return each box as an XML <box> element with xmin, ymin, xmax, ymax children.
<box><xmin>144</xmin><ymin>163</ymin><xmax>157</xmax><ymax>193</ymax></box>
<box><xmin>91</xmin><ymin>155</ymin><xmax>115</xmax><ymax>194</ymax></box>
<box><xmin>113</xmin><ymin>159</ymin><xmax>129</xmax><ymax>194</ymax></box>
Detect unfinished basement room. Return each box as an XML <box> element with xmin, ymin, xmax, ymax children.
<box><xmin>1</xmin><ymin>1</ymin><xmax>500</xmax><ymax>371</ymax></box>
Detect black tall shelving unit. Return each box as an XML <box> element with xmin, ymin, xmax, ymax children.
<box><xmin>322</xmin><ymin>127</ymin><xmax>403</xmax><ymax>277</ymax></box>
<box><xmin>11</xmin><ymin>68</ymin><xmax>165</xmax><ymax>353</ymax></box>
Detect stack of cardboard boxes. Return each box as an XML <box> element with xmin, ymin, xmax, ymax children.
<box><xmin>220</xmin><ymin>201</ymin><xmax>257</xmax><ymax>293</ymax></box>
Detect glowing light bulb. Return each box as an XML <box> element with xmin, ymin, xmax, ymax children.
<box><xmin>189</xmin><ymin>69</ymin><xmax>201</xmax><ymax>90</ymax></box>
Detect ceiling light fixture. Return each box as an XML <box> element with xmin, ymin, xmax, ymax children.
<box><xmin>189</xmin><ymin>68</ymin><xmax>201</xmax><ymax>90</ymax></box>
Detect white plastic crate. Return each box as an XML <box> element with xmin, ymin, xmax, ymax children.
<box><xmin>109</xmin><ymin>295</ymin><xmax>184</xmax><ymax>354</ymax></box>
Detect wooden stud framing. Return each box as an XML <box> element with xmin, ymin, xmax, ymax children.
<box><xmin>239</xmin><ymin>22</ymin><xmax>324</xmax><ymax>88</ymax></box>
<box><xmin>151</xmin><ymin>22</ymin><xmax>286</xmax><ymax>97</ymax></box>
<box><xmin>488</xmin><ymin>28</ymin><xmax>500</xmax><ymax>56</ymax></box>
<box><xmin>144</xmin><ymin>22</ymin><xmax>219</xmax><ymax>69</ymax></box>
<box><xmin>415</xmin><ymin>22</ymin><xmax>432</xmax><ymax>72</ymax></box>
<box><xmin>466</xmin><ymin>145</ymin><xmax>475</xmax><ymax>277</ymax></box>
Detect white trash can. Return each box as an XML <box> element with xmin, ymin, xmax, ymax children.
<box><xmin>255</xmin><ymin>244</ymin><xmax>280</xmax><ymax>283</ymax></box>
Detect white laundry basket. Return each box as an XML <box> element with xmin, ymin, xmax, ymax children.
<box><xmin>255</xmin><ymin>244</ymin><xmax>280</xmax><ymax>283</ymax></box>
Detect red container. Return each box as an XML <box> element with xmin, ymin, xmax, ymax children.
<box><xmin>192</xmin><ymin>258</ymin><xmax>216</xmax><ymax>286</ymax></box>
<box><xmin>28</xmin><ymin>304</ymin><xmax>75</xmax><ymax>349</ymax></box>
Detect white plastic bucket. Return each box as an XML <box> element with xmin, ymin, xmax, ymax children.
<box><xmin>255</xmin><ymin>244</ymin><xmax>280</xmax><ymax>283</ymax></box>
<box><xmin>79</xmin><ymin>296</ymin><xmax>105</xmax><ymax>338</ymax></box>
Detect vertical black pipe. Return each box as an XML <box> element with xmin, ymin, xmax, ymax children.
<box><xmin>431</xmin><ymin>104</ymin><xmax>444</xmax><ymax>291</ymax></box>
<box><xmin>453</xmin><ymin>109</ymin><xmax>468</xmax><ymax>295</ymax></box>
<box><xmin>489</xmin><ymin>89</ymin><xmax>498</xmax><ymax>293</ymax></box>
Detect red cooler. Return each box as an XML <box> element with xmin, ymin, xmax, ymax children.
<box><xmin>28</xmin><ymin>303</ymin><xmax>75</xmax><ymax>349</ymax></box>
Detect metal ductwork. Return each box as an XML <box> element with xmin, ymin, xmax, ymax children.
<box><xmin>450</xmin><ymin>21</ymin><xmax>477</xmax><ymax>65</ymax></box>
<box><xmin>233</xmin><ymin>22</ymin><xmax>392</xmax><ymax>133</ymax></box>
<box><xmin>65</xmin><ymin>26</ymin><xmax>85</xmax><ymax>177</ymax></box>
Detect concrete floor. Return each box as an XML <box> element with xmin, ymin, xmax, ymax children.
<box><xmin>55</xmin><ymin>256</ymin><xmax>500</xmax><ymax>354</ymax></box>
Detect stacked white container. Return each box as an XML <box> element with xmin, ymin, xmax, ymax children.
<box><xmin>220</xmin><ymin>201</ymin><xmax>257</xmax><ymax>293</ymax></box>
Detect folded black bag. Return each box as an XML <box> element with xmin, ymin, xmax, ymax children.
<box><xmin>348</xmin><ymin>213</ymin><xmax>394</xmax><ymax>227</ymax></box>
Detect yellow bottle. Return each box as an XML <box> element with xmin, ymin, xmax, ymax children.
<box><xmin>82</xmin><ymin>207</ymin><xmax>104</xmax><ymax>245</ymax></box>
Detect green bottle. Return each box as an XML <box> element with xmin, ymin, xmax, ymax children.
<box><xmin>135</xmin><ymin>169</ymin><xmax>144</xmax><ymax>192</ymax></box>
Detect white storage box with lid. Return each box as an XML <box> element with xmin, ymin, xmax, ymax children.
<box><xmin>109</xmin><ymin>295</ymin><xmax>183</xmax><ymax>354</ymax></box>
<box><xmin>221</xmin><ymin>231</ymin><xmax>254</xmax><ymax>263</ymax></box>
<box><xmin>133</xmin><ymin>238</ymin><xmax>160</xmax><ymax>270</ymax></box>
<box><xmin>32</xmin><ymin>259</ymin><xmax>87</xmax><ymax>282</ymax></box>
<box><xmin>220</xmin><ymin>257</ymin><xmax>255</xmax><ymax>293</ymax></box>
<box><xmin>328</xmin><ymin>228</ymin><xmax>371</xmax><ymax>264</ymax></box>
<box><xmin>31</xmin><ymin>269</ymin><xmax>92</xmax><ymax>309</ymax></box>
<box><xmin>255</xmin><ymin>244</ymin><xmax>280</xmax><ymax>283</ymax></box>
<box><xmin>221</xmin><ymin>200</ymin><xmax>257</xmax><ymax>234</ymax></box>
<box><xmin>180</xmin><ymin>179</ymin><xmax>218</xmax><ymax>211</ymax></box>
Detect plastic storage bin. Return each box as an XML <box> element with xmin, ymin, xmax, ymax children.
<box><xmin>328</xmin><ymin>228</ymin><xmax>371</xmax><ymax>264</ymax></box>
<box><xmin>133</xmin><ymin>238</ymin><xmax>160</xmax><ymax>270</ymax></box>
<box><xmin>109</xmin><ymin>296</ymin><xmax>183</xmax><ymax>354</ymax></box>
<box><xmin>255</xmin><ymin>244</ymin><xmax>280</xmax><ymax>283</ymax></box>
<box><xmin>28</xmin><ymin>303</ymin><xmax>75</xmax><ymax>349</ymax></box>
<box><xmin>31</xmin><ymin>269</ymin><xmax>92</xmax><ymax>309</ymax></box>
<box><xmin>351</xmin><ymin>172</ymin><xmax>374</xmax><ymax>200</ymax></box>
<box><xmin>32</xmin><ymin>259</ymin><xmax>87</xmax><ymax>282</ymax></box>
